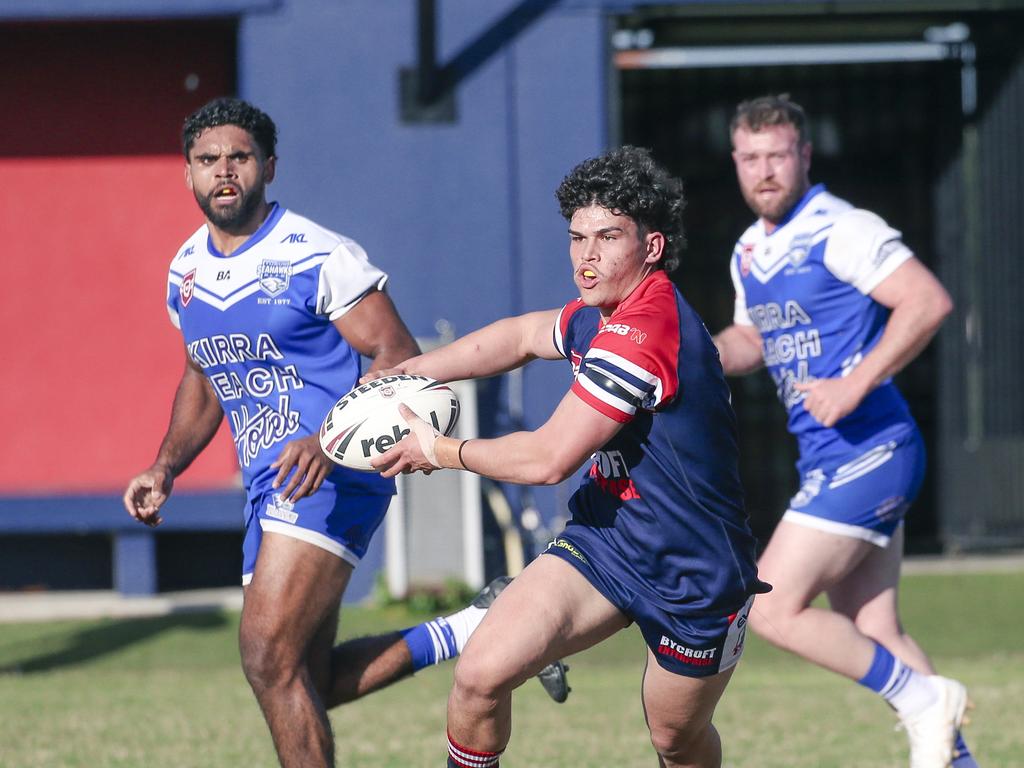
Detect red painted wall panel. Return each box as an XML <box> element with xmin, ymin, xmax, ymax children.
<box><xmin>0</xmin><ymin>21</ymin><xmax>239</xmax><ymax>493</ymax></box>
<box><xmin>0</xmin><ymin>156</ymin><xmax>239</xmax><ymax>492</ymax></box>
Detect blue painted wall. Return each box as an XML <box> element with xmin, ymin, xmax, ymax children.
<box><xmin>237</xmin><ymin>1</ymin><xmax>611</xmax><ymax>526</ymax></box>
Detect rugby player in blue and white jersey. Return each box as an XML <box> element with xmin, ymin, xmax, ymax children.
<box><xmin>714</xmin><ymin>94</ymin><xmax>975</xmax><ymax>768</ymax></box>
<box><xmin>123</xmin><ymin>98</ymin><xmax>567</xmax><ymax>768</ymax></box>
<box><xmin>370</xmin><ymin>146</ymin><xmax>770</xmax><ymax>768</ymax></box>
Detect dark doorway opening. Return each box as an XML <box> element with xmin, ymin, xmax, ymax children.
<box><xmin>617</xmin><ymin>24</ymin><xmax>964</xmax><ymax>551</ymax></box>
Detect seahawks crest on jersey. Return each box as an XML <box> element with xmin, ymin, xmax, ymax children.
<box><xmin>786</xmin><ymin>232</ymin><xmax>813</xmax><ymax>268</ymax></box>
<box><xmin>257</xmin><ymin>259</ymin><xmax>292</xmax><ymax>297</ymax></box>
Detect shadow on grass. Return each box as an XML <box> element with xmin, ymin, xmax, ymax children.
<box><xmin>0</xmin><ymin>611</ymin><xmax>230</xmax><ymax>674</ymax></box>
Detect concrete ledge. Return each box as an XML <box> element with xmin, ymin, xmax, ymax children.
<box><xmin>0</xmin><ymin>587</ymin><xmax>243</xmax><ymax>624</ymax></box>
<box><xmin>902</xmin><ymin>551</ymin><xmax>1024</xmax><ymax>575</ymax></box>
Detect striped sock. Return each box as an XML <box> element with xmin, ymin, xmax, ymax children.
<box><xmin>401</xmin><ymin>618</ymin><xmax>457</xmax><ymax>671</ymax></box>
<box><xmin>857</xmin><ymin>642</ymin><xmax>937</xmax><ymax>717</ymax></box>
<box><xmin>401</xmin><ymin>605</ymin><xmax>486</xmax><ymax>672</ymax></box>
<box><xmin>447</xmin><ymin>731</ymin><xmax>502</xmax><ymax>768</ymax></box>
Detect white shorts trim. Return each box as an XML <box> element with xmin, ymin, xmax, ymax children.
<box><xmin>259</xmin><ymin>518</ymin><xmax>361</xmax><ymax>566</ymax></box>
<box><xmin>719</xmin><ymin>595</ymin><xmax>754</xmax><ymax>673</ymax></box>
<box><xmin>782</xmin><ymin>509</ymin><xmax>892</xmax><ymax>548</ymax></box>
<box><xmin>241</xmin><ymin>572</ymin><xmax>253</xmax><ymax>586</ymax></box>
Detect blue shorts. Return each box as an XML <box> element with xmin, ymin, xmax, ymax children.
<box><xmin>543</xmin><ymin>534</ymin><xmax>753</xmax><ymax>678</ymax></box>
<box><xmin>241</xmin><ymin>483</ymin><xmax>391</xmax><ymax>585</ymax></box>
<box><xmin>784</xmin><ymin>429</ymin><xmax>925</xmax><ymax>548</ymax></box>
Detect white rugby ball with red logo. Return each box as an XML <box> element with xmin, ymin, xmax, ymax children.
<box><xmin>319</xmin><ymin>374</ymin><xmax>460</xmax><ymax>471</ymax></box>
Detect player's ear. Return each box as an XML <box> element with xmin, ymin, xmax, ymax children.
<box><xmin>264</xmin><ymin>155</ymin><xmax>277</xmax><ymax>184</ymax></box>
<box><xmin>184</xmin><ymin>161</ymin><xmax>194</xmax><ymax>192</ymax></box>
<box><xmin>644</xmin><ymin>231</ymin><xmax>665</xmax><ymax>265</ymax></box>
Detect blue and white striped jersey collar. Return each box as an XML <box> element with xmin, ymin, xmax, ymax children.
<box><xmin>205</xmin><ymin>202</ymin><xmax>286</xmax><ymax>259</ymax></box>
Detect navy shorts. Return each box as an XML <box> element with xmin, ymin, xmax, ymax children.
<box><xmin>543</xmin><ymin>533</ymin><xmax>753</xmax><ymax>678</ymax></box>
<box><xmin>241</xmin><ymin>483</ymin><xmax>391</xmax><ymax>585</ymax></box>
<box><xmin>784</xmin><ymin>429</ymin><xmax>925</xmax><ymax>548</ymax></box>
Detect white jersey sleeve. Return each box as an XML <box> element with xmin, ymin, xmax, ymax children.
<box><xmin>823</xmin><ymin>209</ymin><xmax>913</xmax><ymax>295</ymax></box>
<box><xmin>316</xmin><ymin>238</ymin><xmax>389</xmax><ymax>320</ymax></box>
<box><xmin>729</xmin><ymin>253</ymin><xmax>754</xmax><ymax>326</ymax></box>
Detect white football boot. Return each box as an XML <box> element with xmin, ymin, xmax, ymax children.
<box><xmin>899</xmin><ymin>675</ymin><xmax>970</xmax><ymax>768</ymax></box>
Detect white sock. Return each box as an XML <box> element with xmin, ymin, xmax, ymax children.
<box><xmin>441</xmin><ymin>604</ymin><xmax>487</xmax><ymax>654</ymax></box>
<box><xmin>882</xmin><ymin>659</ymin><xmax>939</xmax><ymax>717</ymax></box>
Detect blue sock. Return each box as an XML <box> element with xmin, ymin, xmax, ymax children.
<box><xmin>857</xmin><ymin>642</ymin><xmax>936</xmax><ymax>716</ymax></box>
<box><xmin>857</xmin><ymin>642</ymin><xmax>896</xmax><ymax>693</ymax></box>
<box><xmin>952</xmin><ymin>731</ymin><xmax>979</xmax><ymax>767</ymax></box>
<box><xmin>401</xmin><ymin>618</ymin><xmax>458</xmax><ymax>671</ymax></box>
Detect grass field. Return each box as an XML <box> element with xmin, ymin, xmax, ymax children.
<box><xmin>1</xmin><ymin>570</ymin><xmax>1021</xmax><ymax>767</ymax></box>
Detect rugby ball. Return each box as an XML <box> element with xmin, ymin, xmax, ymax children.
<box><xmin>319</xmin><ymin>374</ymin><xmax>460</xmax><ymax>471</ymax></box>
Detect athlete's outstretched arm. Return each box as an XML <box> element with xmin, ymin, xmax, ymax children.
<box><xmin>795</xmin><ymin>257</ymin><xmax>952</xmax><ymax>427</ymax></box>
<box><xmin>370</xmin><ymin>307</ymin><xmax>615</xmax><ymax>483</ymax></box>
<box><xmin>270</xmin><ymin>287</ymin><xmax>421</xmax><ymax>502</ymax></box>
<box><xmin>375</xmin><ymin>389</ymin><xmax>622</xmax><ymax>486</ymax></box>
<box><xmin>123</xmin><ymin>350</ymin><xmax>224</xmax><ymax>526</ymax></box>
<box><xmin>364</xmin><ymin>309</ymin><xmax>562</xmax><ymax>385</ymax></box>
<box><xmin>713</xmin><ymin>323</ymin><xmax>764</xmax><ymax>376</ymax></box>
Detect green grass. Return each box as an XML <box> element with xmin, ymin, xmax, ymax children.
<box><xmin>0</xmin><ymin>572</ymin><xmax>1021</xmax><ymax>767</ymax></box>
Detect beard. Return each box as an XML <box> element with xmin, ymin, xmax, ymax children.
<box><xmin>743</xmin><ymin>182</ymin><xmax>808</xmax><ymax>225</ymax></box>
<box><xmin>195</xmin><ymin>183</ymin><xmax>265</xmax><ymax>231</ymax></box>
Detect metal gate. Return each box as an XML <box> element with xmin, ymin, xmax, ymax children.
<box><xmin>614</xmin><ymin>14</ymin><xmax>1024</xmax><ymax>551</ymax></box>
<box><xmin>936</xmin><ymin>49</ymin><xmax>1024</xmax><ymax>551</ymax></box>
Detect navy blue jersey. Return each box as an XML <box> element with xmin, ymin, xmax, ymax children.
<box><xmin>553</xmin><ymin>271</ymin><xmax>765</xmax><ymax>615</ymax></box>
<box><xmin>166</xmin><ymin>203</ymin><xmax>393</xmax><ymax>497</ymax></box>
<box><xmin>730</xmin><ymin>185</ymin><xmax>917</xmax><ymax>465</ymax></box>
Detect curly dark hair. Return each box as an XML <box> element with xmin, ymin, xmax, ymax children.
<box><xmin>555</xmin><ymin>146</ymin><xmax>686</xmax><ymax>272</ymax></box>
<box><xmin>182</xmin><ymin>97</ymin><xmax>278</xmax><ymax>160</ymax></box>
<box><xmin>730</xmin><ymin>94</ymin><xmax>808</xmax><ymax>145</ymax></box>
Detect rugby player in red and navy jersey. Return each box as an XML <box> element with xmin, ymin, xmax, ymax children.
<box><xmin>369</xmin><ymin>146</ymin><xmax>770</xmax><ymax>768</ymax></box>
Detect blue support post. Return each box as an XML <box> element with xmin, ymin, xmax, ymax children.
<box><xmin>113</xmin><ymin>530</ymin><xmax>157</xmax><ymax>595</ymax></box>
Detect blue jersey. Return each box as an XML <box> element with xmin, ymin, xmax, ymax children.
<box><xmin>166</xmin><ymin>203</ymin><xmax>393</xmax><ymax>497</ymax></box>
<box><xmin>554</xmin><ymin>271</ymin><xmax>765</xmax><ymax>615</ymax></box>
<box><xmin>730</xmin><ymin>184</ymin><xmax>917</xmax><ymax>466</ymax></box>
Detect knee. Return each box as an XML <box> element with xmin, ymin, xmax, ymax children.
<box><xmin>451</xmin><ymin>646</ymin><xmax>516</xmax><ymax>707</ymax></box>
<box><xmin>748</xmin><ymin>592</ymin><xmax>788</xmax><ymax>637</ymax></box>
<box><xmin>746</xmin><ymin>600</ymin><xmax>774</xmax><ymax>637</ymax></box>
<box><xmin>239</xmin><ymin>618</ymin><xmax>299</xmax><ymax>695</ymax></box>
<box><xmin>649</xmin><ymin>720</ymin><xmax>717</xmax><ymax>766</ymax></box>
